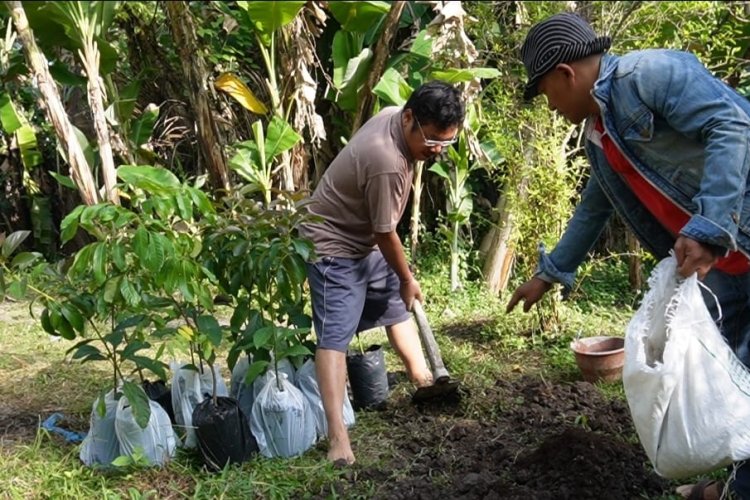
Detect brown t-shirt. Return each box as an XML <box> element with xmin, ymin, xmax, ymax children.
<box><xmin>300</xmin><ymin>106</ymin><xmax>414</xmax><ymax>259</ymax></box>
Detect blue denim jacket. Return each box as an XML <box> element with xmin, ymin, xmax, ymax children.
<box><xmin>537</xmin><ymin>50</ymin><xmax>750</xmax><ymax>290</ymax></box>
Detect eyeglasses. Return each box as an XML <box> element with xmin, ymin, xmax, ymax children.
<box><xmin>415</xmin><ymin>118</ymin><xmax>458</xmax><ymax>147</ymax></box>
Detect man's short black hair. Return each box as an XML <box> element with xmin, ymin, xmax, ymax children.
<box><xmin>404</xmin><ymin>80</ymin><xmax>465</xmax><ymax>130</ymax></box>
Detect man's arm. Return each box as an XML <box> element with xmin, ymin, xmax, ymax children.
<box><xmin>374</xmin><ymin>231</ymin><xmax>423</xmax><ymax>311</ymax></box>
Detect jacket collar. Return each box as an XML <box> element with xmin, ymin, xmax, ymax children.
<box><xmin>591</xmin><ymin>53</ymin><xmax>619</xmax><ymax>112</ymax></box>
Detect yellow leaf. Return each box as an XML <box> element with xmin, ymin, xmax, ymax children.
<box><xmin>215</xmin><ymin>73</ymin><xmax>268</xmax><ymax>115</ymax></box>
<box><xmin>177</xmin><ymin>325</ymin><xmax>194</xmax><ymax>342</ymax></box>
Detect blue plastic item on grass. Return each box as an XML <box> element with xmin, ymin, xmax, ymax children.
<box><xmin>41</xmin><ymin>413</ymin><xmax>86</xmax><ymax>443</ymax></box>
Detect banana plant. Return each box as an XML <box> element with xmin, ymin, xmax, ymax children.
<box><xmin>429</xmin><ymin>136</ymin><xmax>478</xmax><ymax>292</ymax></box>
<box><xmin>230</xmin><ymin>1</ymin><xmax>305</xmax><ymax>192</ymax></box>
<box><xmin>326</xmin><ymin>1</ymin><xmax>391</xmax><ymax>114</ymax></box>
<box><xmin>228</xmin><ymin>116</ymin><xmax>301</xmax><ymax>205</ymax></box>
<box><xmin>27</xmin><ymin>1</ymin><xmax>122</xmax><ymax>203</ymax></box>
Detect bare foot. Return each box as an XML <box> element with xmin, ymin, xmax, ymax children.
<box><xmin>411</xmin><ymin>371</ymin><xmax>434</xmax><ymax>388</ymax></box>
<box><xmin>327</xmin><ymin>435</ymin><xmax>355</xmax><ymax>465</ymax></box>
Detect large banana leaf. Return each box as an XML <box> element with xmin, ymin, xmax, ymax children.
<box><xmin>264</xmin><ymin>116</ymin><xmax>301</xmax><ymax>164</ymax></box>
<box><xmin>0</xmin><ymin>93</ymin><xmax>23</xmax><ymax>133</ymax></box>
<box><xmin>372</xmin><ymin>68</ymin><xmax>412</xmax><ymax>106</ymax></box>
<box><xmin>333</xmin><ymin>46</ymin><xmax>374</xmax><ymax>112</ymax></box>
<box><xmin>430</xmin><ymin>67</ymin><xmax>501</xmax><ymax>83</ymax></box>
<box><xmin>17</xmin><ymin>125</ymin><xmax>41</xmax><ymax>168</ymax></box>
<box><xmin>117</xmin><ymin>165</ymin><xmax>180</xmax><ymax>195</ymax></box>
<box><xmin>328</xmin><ymin>1</ymin><xmax>390</xmax><ymax>33</ymax></box>
<box><xmin>238</xmin><ymin>0</ymin><xmax>305</xmax><ymax>42</ymax></box>
<box><xmin>0</xmin><ymin>94</ymin><xmax>41</xmax><ymax>169</ymax></box>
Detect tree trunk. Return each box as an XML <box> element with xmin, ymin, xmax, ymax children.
<box><xmin>410</xmin><ymin>161</ymin><xmax>424</xmax><ymax>261</ymax></box>
<box><xmin>480</xmin><ymin>192</ymin><xmax>516</xmax><ymax>295</ymax></box>
<box><xmin>7</xmin><ymin>1</ymin><xmax>99</xmax><ymax>206</ymax></box>
<box><xmin>165</xmin><ymin>1</ymin><xmax>230</xmax><ymax>194</ymax></box>
<box><xmin>351</xmin><ymin>1</ymin><xmax>406</xmax><ymax>134</ymax></box>
<box><xmin>79</xmin><ymin>34</ymin><xmax>119</xmax><ymax>204</ymax></box>
<box><xmin>450</xmin><ymin>218</ymin><xmax>461</xmax><ymax>292</ymax></box>
<box><xmin>627</xmin><ymin>231</ymin><xmax>642</xmax><ymax>291</ymax></box>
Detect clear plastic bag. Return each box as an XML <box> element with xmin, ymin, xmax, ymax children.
<box><xmin>250</xmin><ymin>371</ymin><xmax>316</xmax><ymax>458</ymax></box>
<box><xmin>624</xmin><ymin>255</ymin><xmax>750</xmax><ymax>478</ymax></box>
<box><xmin>199</xmin><ymin>363</ymin><xmax>228</xmax><ymax>400</ymax></box>
<box><xmin>296</xmin><ymin>358</ymin><xmax>355</xmax><ymax>437</ymax></box>
<box><xmin>114</xmin><ymin>395</ymin><xmax>177</xmax><ymax>466</ymax></box>
<box><xmin>79</xmin><ymin>390</ymin><xmax>120</xmax><ymax>466</ymax></box>
<box><xmin>230</xmin><ymin>355</ymin><xmax>254</xmax><ymax>425</ymax></box>
<box><xmin>170</xmin><ymin>361</ymin><xmax>228</xmax><ymax>448</ymax></box>
<box><xmin>252</xmin><ymin>358</ymin><xmax>295</xmax><ymax>401</ymax></box>
<box><xmin>170</xmin><ymin>362</ymin><xmax>204</xmax><ymax>448</ymax></box>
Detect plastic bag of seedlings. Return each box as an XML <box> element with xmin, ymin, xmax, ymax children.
<box><xmin>252</xmin><ymin>357</ymin><xmax>296</xmax><ymax>401</ymax></box>
<box><xmin>170</xmin><ymin>362</ymin><xmax>205</xmax><ymax>448</ymax></box>
<box><xmin>346</xmin><ymin>344</ymin><xmax>389</xmax><ymax>410</ymax></box>
<box><xmin>142</xmin><ymin>379</ymin><xmax>175</xmax><ymax>424</ymax></box>
<box><xmin>171</xmin><ymin>362</ymin><xmax>229</xmax><ymax>448</ymax></box>
<box><xmin>193</xmin><ymin>396</ymin><xmax>258</xmax><ymax>471</ymax></box>
<box><xmin>114</xmin><ymin>395</ymin><xmax>177</xmax><ymax>466</ymax></box>
<box><xmin>230</xmin><ymin>355</ymin><xmax>255</xmax><ymax>426</ymax></box>
<box><xmin>296</xmin><ymin>358</ymin><xmax>355</xmax><ymax>437</ymax></box>
<box><xmin>250</xmin><ymin>371</ymin><xmax>316</xmax><ymax>458</ymax></box>
<box><xmin>80</xmin><ymin>390</ymin><xmax>120</xmax><ymax>466</ymax></box>
<box><xmin>199</xmin><ymin>363</ymin><xmax>229</xmax><ymax>400</ymax></box>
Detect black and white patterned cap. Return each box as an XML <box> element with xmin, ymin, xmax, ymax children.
<box><xmin>520</xmin><ymin>12</ymin><xmax>611</xmax><ymax>101</ymax></box>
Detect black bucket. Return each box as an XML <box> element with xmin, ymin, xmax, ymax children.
<box><xmin>346</xmin><ymin>344</ymin><xmax>389</xmax><ymax>410</ymax></box>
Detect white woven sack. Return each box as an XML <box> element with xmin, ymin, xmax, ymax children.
<box><xmin>623</xmin><ymin>255</ymin><xmax>750</xmax><ymax>478</ymax></box>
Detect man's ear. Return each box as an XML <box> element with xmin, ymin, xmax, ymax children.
<box><xmin>402</xmin><ymin>108</ymin><xmax>418</xmax><ymax>133</ymax></box>
<box><xmin>402</xmin><ymin>107</ymin><xmax>413</xmax><ymax>125</ymax></box>
<box><xmin>556</xmin><ymin>63</ymin><xmax>576</xmax><ymax>83</ymax></box>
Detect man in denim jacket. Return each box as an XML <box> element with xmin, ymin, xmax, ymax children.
<box><xmin>506</xmin><ymin>12</ymin><xmax>750</xmax><ymax>500</ymax></box>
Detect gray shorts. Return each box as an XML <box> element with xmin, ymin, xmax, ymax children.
<box><xmin>306</xmin><ymin>251</ymin><xmax>411</xmax><ymax>352</ymax></box>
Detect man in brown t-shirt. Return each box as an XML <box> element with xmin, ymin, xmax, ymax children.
<box><xmin>300</xmin><ymin>81</ymin><xmax>465</xmax><ymax>464</ymax></box>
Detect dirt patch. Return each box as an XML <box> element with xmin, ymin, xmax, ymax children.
<box><xmin>0</xmin><ymin>403</ymin><xmax>87</xmax><ymax>448</ymax></box>
<box><xmin>0</xmin><ymin>406</ymin><xmax>40</xmax><ymax>446</ymax></box>
<box><xmin>329</xmin><ymin>376</ymin><xmax>671</xmax><ymax>499</ymax></box>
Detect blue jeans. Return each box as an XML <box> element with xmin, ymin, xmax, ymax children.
<box><xmin>700</xmin><ymin>269</ymin><xmax>750</xmax><ymax>499</ymax></box>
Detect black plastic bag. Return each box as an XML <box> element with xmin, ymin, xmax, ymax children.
<box><xmin>346</xmin><ymin>344</ymin><xmax>389</xmax><ymax>410</ymax></box>
<box><xmin>142</xmin><ymin>380</ymin><xmax>175</xmax><ymax>424</ymax></box>
<box><xmin>193</xmin><ymin>396</ymin><xmax>258</xmax><ymax>472</ymax></box>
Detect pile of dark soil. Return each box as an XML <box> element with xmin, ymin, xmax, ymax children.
<box><xmin>327</xmin><ymin>376</ymin><xmax>671</xmax><ymax>499</ymax></box>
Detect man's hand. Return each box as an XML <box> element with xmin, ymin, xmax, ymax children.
<box><xmin>506</xmin><ymin>277</ymin><xmax>553</xmax><ymax>313</ymax></box>
<box><xmin>400</xmin><ymin>278</ymin><xmax>423</xmax><ymax>312</ymax></box>
<box><xmin>674</xmin><ymin>235</ymin><xmax>718</xmax><ymax>279</ymax></box>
